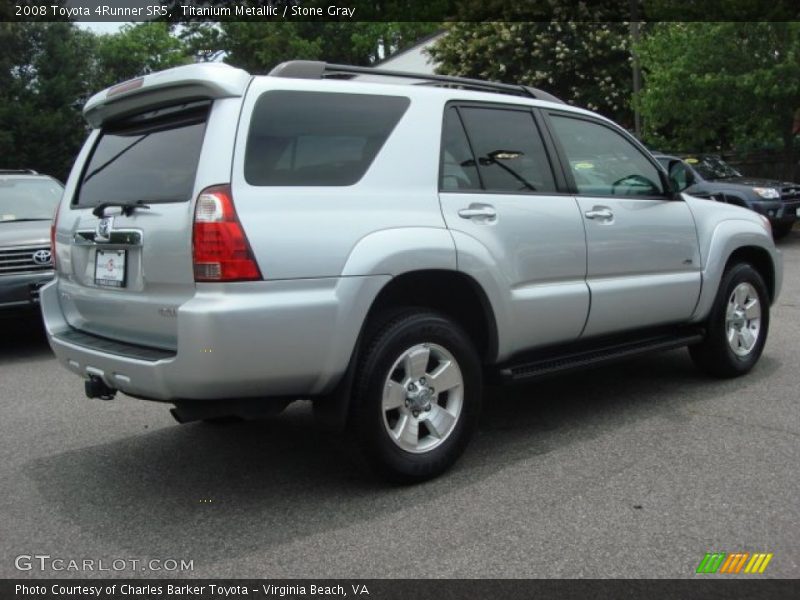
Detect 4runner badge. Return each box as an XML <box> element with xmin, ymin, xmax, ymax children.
<box><xmin>96</xmin><ymin>216</ymin><xmax>113</xmax><ymax>242</ymax></box>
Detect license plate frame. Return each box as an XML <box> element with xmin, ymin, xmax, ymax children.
<box><xmin>94</xmin><ymin>249</ymin><xmax>127</xmax><ymax>288</ymax></box>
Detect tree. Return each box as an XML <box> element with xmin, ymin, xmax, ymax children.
<box><xmin>428</xmin><ymin>22</ymin><xmax>634</xmax><ymax>125</ymax></box>
<box><xmin>182</xmin><ymin>21</ymin><xmax>440</xmax><ymax>73</ymax></box>
<box><xmin>90</xmin><ymin>22</ymin><xmax>191</xmax><ymax>90</ymax></box>
<box><xmin>636</xmin><ymin>22</ymin><xmax>800</xmax><ymax>172</ymax></box>
<box><xmin>0</xmin><ymin>22</ymin><xmax>192</xmax><ymax>180</ymax></box>
<box><xmin>0</xmin><ymin>23</ymin><xmax>95</xmax><ymax>179</ymax></box>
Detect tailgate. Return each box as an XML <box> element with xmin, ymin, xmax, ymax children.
<box><xmin>56</xmin><ymin>98</ymin><xmax>240</xmax><ymax>350</ymax></box>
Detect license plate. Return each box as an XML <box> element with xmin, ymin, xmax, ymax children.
<box><xmin>94</xmin><ymin>249</ymin><xmax>126</xmax><ymax>288</ymax></box>
<box><xmin>796</xmin><ymin>207</ymin><xmax>800</xmax><ymax>217</ymax></box>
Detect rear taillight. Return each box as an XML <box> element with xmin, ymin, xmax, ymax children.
<box><xmin>50</xmin><ymin>203</ymin><xmax>59</xmax><ymax>269</ymax></box>
<box><xmin>192</xmin><ymin>184</ymin><xmax>261</xmax><ymax>282</ymax></box>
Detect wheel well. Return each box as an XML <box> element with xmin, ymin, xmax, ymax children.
<box><xmin>726</xmin><ymin>246</ymin><xmax>775</xmax><ymax>301</ymax></box>
<box><xmin>364</xmin><ymin>270</ymin><xmax>498</xmax><ymax>364</ymax></box>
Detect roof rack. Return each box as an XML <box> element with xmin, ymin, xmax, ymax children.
<box><xmin>268</xmin><ymin>61</ymin><xmax>564</xmax><ymax>104</ymax></box>
<box><xmin>0</xmin><ymin>169</ymin><xmax>38</xmax><ymax>175</ymax></box>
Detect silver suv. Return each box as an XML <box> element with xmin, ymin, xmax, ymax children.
<box><xmin>42</xmin><ymin>61</ymin><xmax>782</xmax><ymax>481</ymax></box>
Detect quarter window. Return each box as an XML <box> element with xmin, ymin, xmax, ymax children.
<box><xmin>458</xmin><ymin>107</ymin><xmax>557</xmax><ymax>194</ymax></box>
<box><xmin>550</xmin><ymin>115</ymin><xmax>665</xmax><ymax>197</ymax></box>
<box><xmin>245</xmin><ymin>91</ymin><xmax>409</xmax><ymax>186</ymax></box>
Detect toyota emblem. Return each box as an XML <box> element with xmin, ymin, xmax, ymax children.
<box><xmin>32</xmin><ymin>249</ymin><xmax>52</xmax><ymax>265</ymax></box>
<box><xmin>96</xmin><ymin>216</ymin><xmax>113</xmax><ymax>242</ymax></box>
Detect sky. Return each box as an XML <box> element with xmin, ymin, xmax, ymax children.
<box><xmin>76</xmin><ymin>22</ymin><xmax>127</xmax><ymax>34</ymax></box>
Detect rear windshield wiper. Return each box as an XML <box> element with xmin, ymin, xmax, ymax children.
<box><xmin>92</xmin><ymin>199</ymin><xmax>151</xmax><ymax>218</ymax></box>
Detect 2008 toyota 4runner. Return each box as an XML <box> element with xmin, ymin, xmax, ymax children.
<box><xmin>42</xmin><ymin>62</ymin><xmax>782</xmax><ymax>481</ymax></box>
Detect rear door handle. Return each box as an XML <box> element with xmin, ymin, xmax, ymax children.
<box><xmin>584</xmin><ymin>207</ymin><xmax>614</xmax><ymax>221</ymax></box>
<box><xmin>458</xmin><ymin>204</ymin><xmax>497</xmax><ymax>220</ymax></box>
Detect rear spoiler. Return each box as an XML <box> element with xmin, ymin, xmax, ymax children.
<box><xmin>83</xmin><ymin>63</ymin><xmax>252</xmax><ymax>128</ymax></box>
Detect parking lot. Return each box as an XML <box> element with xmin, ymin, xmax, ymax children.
<box><xmin>1</xmin><ymin>233</ymin><xmax>799</xmax><ymax>579</ymax></box>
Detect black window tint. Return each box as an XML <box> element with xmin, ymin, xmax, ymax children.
<box><xmin>440</xmin><ymin>107</ymin><xmax>480</xmax><ymax>191</ymax></box>
<box><xmin>550</xmin><ymin>115</ymin><xmax>665</xmax><ymax>197</ymax></box>
<box><xmin>245</xmin><ymin>91</ymin><xmax>410</xmax><ymax>186</ymax></box>
<box><xmin>459</xmin><ymin>107</ymin><xmax>556</xmax><ymax>193</ymax></box>
<box><xmin>77</xmin><ymin>107</ymin><xmax>208</xmax><ymax>207</ymax></box>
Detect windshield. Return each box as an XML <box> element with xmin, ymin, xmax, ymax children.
<box><xmin>685</xmin><ymin>156</ymin><xmax>741</xmax><ymax>180</ymax></box>
<box><xmin>0</xmin><ymin>178</ymin><xmax>63</xmax><ymax>222</ymax></box>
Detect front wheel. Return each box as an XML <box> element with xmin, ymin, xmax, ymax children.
<box><xmin>352</xmin><ymin>310</ymin><xmax>482</xmax><ymax>482</ymax></box>
<box><xmin>689</xmin><ymin>263</ymin><xmax>769</xmax><ymax>378</ymax></box>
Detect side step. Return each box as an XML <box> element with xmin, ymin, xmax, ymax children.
<box><xmin>497</xmin><ymin>328</ymin><xmax>705</xmax><ymax>383</ymax></box>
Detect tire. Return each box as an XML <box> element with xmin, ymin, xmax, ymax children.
<box><xmin>772</xmin><ymin>223</ymin><xmax>793</xmax><ymax>240</ymax></box>
<box><xmin>689</xmin><ymin>262</ymin><xmax>769</xmax><ymax>378</ymax></box>
<box><xmin>351</xmin><ymin>310</ymin><xmax>482</xmax><ymax>482</ymax></box>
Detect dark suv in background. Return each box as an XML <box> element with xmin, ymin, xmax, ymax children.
<box><xmin>0</xmin><ymin>170</ymin><xmax>63</xmax><ymax>316</ymax></box>
<box><xmin>654</xmin><ymin>154</ymin><xmax>800</xmax><ymax>239</ymax></box>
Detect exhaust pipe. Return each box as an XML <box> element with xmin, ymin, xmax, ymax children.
<box><xmin>85</xmin><ymin>376</ymin><xmax>116</xmax><ymax>401</ymax></box>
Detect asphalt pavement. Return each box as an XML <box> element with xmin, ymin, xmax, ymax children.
<box><xmin>1</xmin><ymin>233</ymin><xmax>799</xmax><ymax>579</ymax></box>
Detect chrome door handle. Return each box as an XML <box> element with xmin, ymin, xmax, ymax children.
<box><xmin>458</xmin><ymin>205</ymin><xmax>497</xmax><ymax>220</ymax></box>
<box><xmin>584</xmin><ymin>208</ymin><xmax>614</xmax><ymax>220</ymax></box>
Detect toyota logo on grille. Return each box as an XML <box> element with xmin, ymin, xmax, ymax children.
<box><xmin>32</xmin><ymin>249</ymin><xmax>52</xmax><ymax>265</ymax></box>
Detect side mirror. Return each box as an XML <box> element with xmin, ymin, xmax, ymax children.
<box><xmin>667</xmin><ymin>159</ymin><xmax>692</xmax><ymax>192</ymax></box>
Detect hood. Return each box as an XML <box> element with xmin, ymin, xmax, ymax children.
<box><xmin>0</xmin><ymin>219</ymin><xmax>51</xmax><ymax>248</ymax></box>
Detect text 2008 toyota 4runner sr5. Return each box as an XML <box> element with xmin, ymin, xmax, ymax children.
<box><xmin>42</xmin><ymin>62</ymin><xmax>782</xmax><ymax>481</ymax></box>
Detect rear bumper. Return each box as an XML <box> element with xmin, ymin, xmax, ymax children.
<box><xmin>0</xmin><ymin>270</ymin><xmax>53</xmax><ymax>314</ymax></box>
<box><xmin>41</xmin><ymin>275</ymin><xmax>388</xmax><ymax>402</ymax></box>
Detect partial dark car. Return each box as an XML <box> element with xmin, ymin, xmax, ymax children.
<box><xmin>654</xmin><ymin>154</ymin><xmax>800</xmax><ymax>239</ymax></box>
<box><xmin>0</xmin><ymin>170</ymin><xmax>63</xmax><ymax>316</ymax></box>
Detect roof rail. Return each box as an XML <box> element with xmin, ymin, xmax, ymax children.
<box><xmin>268</xmin><ymin>60</ymin><xmax>564</xmax><ymax>104</ymax></box>
<box><xmin>0</xmin><ymin>169</ymin><xmax>38</xmax><ymax>175</ymax></box>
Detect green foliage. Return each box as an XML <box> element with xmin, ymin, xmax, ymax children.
<box><xmin>0</xmin><ymin>23</ymin><xmax>95</xmax><ymax>179</ymax></box>
<box><xmin>90</xmin><ymin>23</ymin><xmax>190</xmax><ymax>90</ymax></box>
<box><xmin>637</xmin><ymin>22</ymin><xmax>800</xmax><ymax>154</ymax></box>
<box><xmin>428</xmin><ymin>22</ymin><xmax>633</xmax><ymax>124</ymax></box>
<box><xmin>188</xmin><ymin>22</ymin><xmax>440</xmax><ymax>73</ymax></box>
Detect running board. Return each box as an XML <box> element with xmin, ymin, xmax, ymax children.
<box><xmin>497</xmin><ymin>328</ymin><xmax>705</xmax><ymax>383</ymax></box>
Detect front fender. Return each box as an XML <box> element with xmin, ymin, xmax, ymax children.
<box><xmin>691</xmin><ymin>219</ymin><xmax>781</xmax><ymax>322</ymax></box>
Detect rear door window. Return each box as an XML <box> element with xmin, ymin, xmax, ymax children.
<box><xmin>75</xmin><ymin>102</ymin><xmax>209</xmax><ymax>207</ymax></box>
<box><xmin>245</xmin><ymin>91</ymin><xmax>410</xmax><ymax>186</ymax></box>
<box><xmin>458</xmin><ymin>106</ymin><xmax>557</xmax><ymax>194</ymax></box>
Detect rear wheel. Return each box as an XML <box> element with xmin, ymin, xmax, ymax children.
<box><xmin>689</xmin><ymin>263</ymin><xmax>769</xmax><ymax>377</ymax></box>
<box><xmin>352</xmin><ymin>310</ymin><xmax>482</xmax><ymax>482</ymax></box>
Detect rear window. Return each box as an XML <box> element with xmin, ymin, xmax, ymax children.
<box><xmin>245</xmin><ymin>91</ymin><xmax>410</xmax><ymax>186</ymax></box>
<box><xmin>75</xmin><ymin>103</ymin><xmax>209</xmax><ymax>207</ymax></box>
